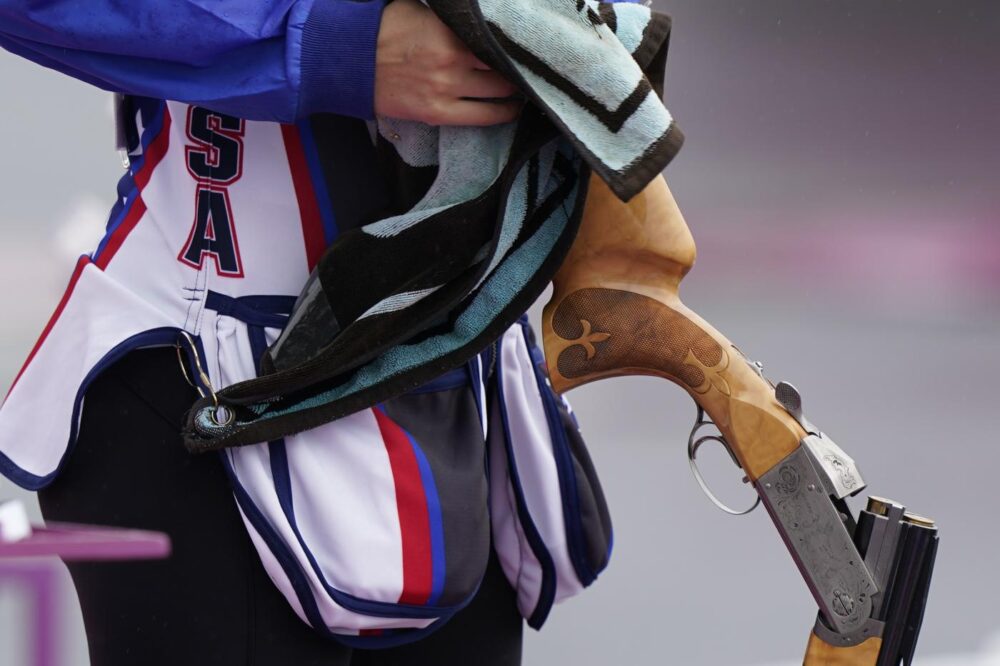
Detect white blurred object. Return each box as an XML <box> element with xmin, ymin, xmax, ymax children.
<box><xmin>54</xmin><ymin>194</ymin><xmax>110</xmax><ymax>264</ymax></box>
<box><xmin>0</xmin><ymin>499</ymin><xmax>32</xmax><ymax>542</ymax></box>
<box><xmin>980</xmin><ymin>633</ymin><xmax>1000</xmax><ymax>666</ymax></box>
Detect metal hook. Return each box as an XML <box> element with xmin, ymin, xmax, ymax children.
<box><xmin>175</xmin><ymin>343</ymin><xmax>197</xmax><ymax>392</ymax></box>
<box><xmin>175</xmin><ymin>332</ymin><xmax>234</xmax><ymax>427</ymax></box>
<box><xmin>687</xmin><ymin>406</ymin><xmax>761</xmax><ymax>516</ymax></box>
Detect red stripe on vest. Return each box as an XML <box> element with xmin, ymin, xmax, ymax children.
<box><xmin>95</xmin><ymin>109</ymin><xmax>172</xmax><ymax>270</ymax></box>
<box><xmin>7</xmin><ymin>256</ymin><xmax>90</xmax><ymax>395</ymax></box>
<box><xmin>373</xmin><ymin>408</ymin><xmax>434</xmax><ymax>606</ymax></box>
<box><xmin>8</xmin><ymin>108</ymin><xmax>174</xmax><ymax>396</ymax></box>
<box><xmin>280</xmin><ymin>125</ymin><xmax>326</xmax><ymax>272</ymax></box>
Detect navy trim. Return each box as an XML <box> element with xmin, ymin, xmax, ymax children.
<box><xmin>0</xmin><ymin>297</ymin><xmax>474</xmax><ymax>647</ymax></box>
<box><xmin>97</xmin><ymin>172</ymin><xmax>134</xmax><ymax>257</ymax></box>
<box><xmin>405</xmin><ymin>366</ymin><xmax>470</xmax><ymax>394</ymax></box>
<box><xmin>468</xmin><ymin>354</ymin><xmax>486</xmax><ymax>433</ymax></box>
<box><xmin>218</xmin><ymin>330</ymin><xmax>456</xmax><ymax>647</ymax></box>
<box><xmin>297</xmin><ymin>119</ymin><xmax>340</xmax><ymax>244</ymax></box>
<box><xmin>203</xmin><ymin>290</ymin><xmax>296</xmax><ymax>375</ymax></box>
<box><xmin>520</xmin><ymin>321</ymin><xmax>597</xmax><ymax>586</ymax></box>
<box><xmin>203</xmin><ymin>291</ymin><xmax>297</xmax><ymax>329</ymax></box>
<box><xmin>203</xmin><ymin>290</ymin><xmax>466</xmax><ymax>391</ymax></box>
<box><xmin>0</xmin><ymin>327</ymin><xmax>186</xmax><ymax>490</ymax></box>
<box><xmin>221</xmin><ymin>457</ymin><xmax>346</xmax><ymax>641</ymax></box>
<box><xmin>92</xmin><ymin>100</ymin><xmax>167</xmax><ymax>263</ymax></box>
<box><xmin>332</xmin><ymin>621</ymin><xmax>446</xmax><ymax>649</ymax></box>
<box><xmin>268</xmin><ymin>439</ymin><xmax>296</xmax><ymax>525</ymax></box>
<box><xmin>494</xmin><ymin>335</ymin><xmax>558</xmax><ymax>630</ymax></box>
<box><xmin>0</xmin><ymin>318</ymin><xmax>455</xmax><ymax>646</ymax></box>
<box><xmin>232</xmin><ymin>318</ymin><xmax>481</xmax><ymax>629</ymax></box>
<box><xmin>265</xmin><ymin>431</ymin><xmax>458</xmax><ymax>636</ymax></box>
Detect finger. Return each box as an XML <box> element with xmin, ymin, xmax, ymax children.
<box><xmin>420</xmin><ymin>11</ymin><xmax>490</xmax><ymax>70</ymax></box>
<box><xmin>468</xmin><ymin>54</ymin><xmax>493</xmax><ymax>71</ymax></box>
<box><xmin>429</xmin><ymin>18</ymin><xmax>480</xmax><ymax>64</ymax></box>
<box><xmin>448</xmin><ymin>45</ymin><xmax>492</xmax><ymax>70</ymax></box>
<box><xmin>431</xmin><ymin>99</ymin><xmax>523</xmax><ymax>126</ymax></box>
<box><xmin>454</xmin><ymin>69</ymin><xmax>519</xmax><ymax>100</ymax></box>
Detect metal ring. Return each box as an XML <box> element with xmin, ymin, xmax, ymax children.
<box><xmin>209</xmin><ymin>404</ymin><xmax>235</xmax><ymax>427</ymax></box>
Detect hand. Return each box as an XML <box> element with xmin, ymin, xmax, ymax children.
<box><xmin>374</xmin><ymin>0</ymin><xmax>521</xmax><ymax>126</ymax></box>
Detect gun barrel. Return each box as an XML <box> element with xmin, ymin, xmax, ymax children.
<box><xmin>870</xmin><ymin>506</ymin><xmax>939</xmax><ymax>666</ymax></box>
<box><xmin>806</xmin><ymin>499</ymin><xmax>939</xmax><ymax>666</ymax></box>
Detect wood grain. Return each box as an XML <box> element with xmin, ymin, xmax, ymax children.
<box><xmin>542</xmin><ymin>174</ymin><xmax>805</xmax><ymax>480</ymax></box>
<box><xmin>803</xmin><ymin>632</ymin><xmax>882</xmax><ymax>665</ymax></box>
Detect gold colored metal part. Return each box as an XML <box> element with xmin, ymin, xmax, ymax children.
<box><xmin>865</xmin><ymin>496</ymin><xmax>893</xmax><ymax>516</ymax></box>
<box><xmin>176</xmin><ymin>331</ymin><xmax>219</xmax><ymax>409</ymax></box>
<box><xmin>176</xmin><ymin>344</ymin><xmax>197</xmax><ymax>390</ymax></box>
<box><xmin>903</xmin><ymin>512</ymin><xmax>936</xmax><ymax>528</ymax></box>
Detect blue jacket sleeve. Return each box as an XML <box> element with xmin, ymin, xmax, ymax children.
<box><xmin>0</xmin><ymin>0</ymin><xmax>386</xmax><ymax>121</ymax></box>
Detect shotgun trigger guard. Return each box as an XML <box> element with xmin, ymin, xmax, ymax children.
<box><xmin>687</xmin><ymin>406</ymin><xmax>761</xmax><ymax>516</ymax></box>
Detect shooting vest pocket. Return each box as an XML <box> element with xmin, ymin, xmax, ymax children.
<box><xmin>488</xmin><ymin>318</ymin><xmax>614</xmax><ymax>629</ymax></box>
<box><xmin>200</xmin><ymin>292</ymin><xmax>492</xmax><ymax>647</ymax></box>
<box><xmin>194</xmin><ymin>296</ymin><xmax>609</xmax><ymax>645</ymax></box>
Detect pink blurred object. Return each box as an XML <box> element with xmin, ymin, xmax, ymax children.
<box><xmin>0</xmin><ymin>522</ymin><xmax>171</xmax><ymax>560</ymax></box>
<box><xmin>0</xmin><ymin>522</ymin><xmax>170</xmax><ymax>666</ymax></box>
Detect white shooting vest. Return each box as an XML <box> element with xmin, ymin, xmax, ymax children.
<box><xmin>0</xmin><ymin>98</ymin><xmax>613</xmax><ymax>646</ymax></box>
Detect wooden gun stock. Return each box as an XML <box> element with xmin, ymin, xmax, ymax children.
<box><xmin>542</xmin><ymin>174</ymin><xmax>803</xmax><ymax>481</ymax></box>
<box><xmin>541</xmin><ymin>174</ymin><xmax>882</xmax><ymax>664</ymax></box>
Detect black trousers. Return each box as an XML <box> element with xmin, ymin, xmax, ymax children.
<box><xmin>38</xmin><ymin>347</ymin><xmax>522</xmax><ymax>665</ymax></box>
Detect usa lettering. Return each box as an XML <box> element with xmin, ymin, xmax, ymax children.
<box><xmin>179</xmin><ymin>107</ymin><xmax>246</xmax><ymax>277</ymax></box>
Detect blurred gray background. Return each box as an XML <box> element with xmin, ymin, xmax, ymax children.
<box><xmin>1</xmin><ymin>1</ymin><xmax>998</xmax><ymax>664</ymax></box>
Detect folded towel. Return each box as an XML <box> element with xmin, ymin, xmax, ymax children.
<box><xmin>184</xmin><ymin>0</ymin><xmax>682</xmax><ymax>451</ymax></box>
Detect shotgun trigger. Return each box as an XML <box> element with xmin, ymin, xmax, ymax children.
<box><xmin>687</xmin><ymin>406</ymin><xmax>761</xmax><ymax>516</ymax></box>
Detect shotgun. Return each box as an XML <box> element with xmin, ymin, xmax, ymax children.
<box><xmin>541</xmin><ymin>174</ymin><xmax>938</xmax><ymax>665</ymax></box>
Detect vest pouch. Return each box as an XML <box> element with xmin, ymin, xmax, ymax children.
<box><xmin>487</xmin><ymin>318</ymin><xmax>613</xmax><ymax>629</ymax></box>
<box><xmin>197</xmin><ymin>300</ymin><xmax>492</xmax><ymax>648</ymax></box>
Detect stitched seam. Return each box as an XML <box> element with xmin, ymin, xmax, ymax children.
<box><xmin>192</xmin><ymin>266</ymin><xmax>210</xmax><ymax>336</ymax></box>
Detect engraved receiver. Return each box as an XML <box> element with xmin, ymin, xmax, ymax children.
<box><xmin>541</xmin><ymin>174</ymin><xmax>938</xmax><ymax>665</ymax></box>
